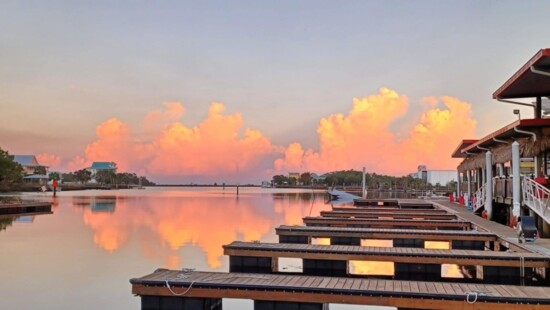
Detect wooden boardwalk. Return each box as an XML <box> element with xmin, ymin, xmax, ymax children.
<box><xmin>130</xmin><ymin>269</ymin><xmax>550</xmax><ymax>309</ymax></box>
<box><xmin>223</xmin><ymin>241</ymin><xmax>549</xmax><ymax>268</ymax></box>
<box><xmin>275</xmin><ymin>225</ymin><xmax>498</xmax><ymax>242</ymax></box>
<box><xmin>332</xmin><ymin>206</ymin><xmax>448</xmax><ymax>214</ymax></box>
<box><xmin>303</xmin><ymin>216</ymin><xmax>471</xmax><ymax>229</ymax></box>
<box><xmin>321</xmin><ymin>210</ymin><xmax>457</xmax><ymax>220</ymax></box>
<box><xmin>0</xmin><ymin>202</ymin><xmax>51</xmax><ymax>215</ymax></box>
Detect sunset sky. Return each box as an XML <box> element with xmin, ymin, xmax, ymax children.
<box><xmin>1</xmin><ymin>1</ymin><xmax>549</xmax><ymax>183</ymax></box>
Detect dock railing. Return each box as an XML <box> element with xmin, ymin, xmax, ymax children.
<box><xmin>472</xmin><ymin>183</ymin><xmax>486</xmax><ymax>213</ymax></box>
<box><xmin>521</xmin><ymin>176</ymin><xmax>550</xmax><ymax>225</ymax></box>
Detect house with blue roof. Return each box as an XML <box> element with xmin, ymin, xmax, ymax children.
<box><xmin>12</xmin><ymin>155</ymin><xmax>49</xmax><ymax>184</ymax></box>
<box><xmin>87</xmin><ymin>162</ymin><xmax>117</xmax><ymax>183</ymax></box>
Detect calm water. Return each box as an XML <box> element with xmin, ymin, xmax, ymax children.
<box><xmin>0</xmin><ymin>187</ymin><xmax>393</xmax><ymax>309</ymax></box>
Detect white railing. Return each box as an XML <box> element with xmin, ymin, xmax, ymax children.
<box><xmin>471</xmin><ymin>183</ymin><xmax>486</xmax><ymax>213</ymax></box>
<box><xmin>521</xmin><ymin>177</ymin><xmax>550</xmax><ymax>225</ymax></box>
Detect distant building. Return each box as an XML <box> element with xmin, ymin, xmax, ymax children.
<box><xmin>12</xmin><ymin>155</ymin><xmax>49</xmax><ymax>184</ymax></box>
<box><xmin>12</xmin><ymin>155</ymin><xmax>47</xmax><ymax>175</ymax></box>
<box><xmin>412</xmin><ymin>165</ymin><xmax>456</xmax><ymax>186</ymax></box>
<box><xmin>87</xmin><ymin>162</ymin><xmax>117</xmax><ymax>183</ymax></box>
<box><xmin>288</xmin><ymin>172</ymin><xmax>300</xmax><ymax>180</ymax></box>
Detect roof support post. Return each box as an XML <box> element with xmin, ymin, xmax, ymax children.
<box><xmin>456</xmin><ymin>170</ymin><xmax>461</xmax><ymax>199</ymax></box>
<box><xmin>467</xmin><ymin>170</ymin><xmax>472</xmax><ymax>210</ymax></box>
<box><xmin>512</xmin><ymin>141</ymin><xmax>521</xmax><ymax>220</ymax></box>
<box><xmin>536</xmin><ymin>96</ymin><xmax>542</xmax><ymax>119</ymax></box>
<box><xmin>485</xmin><ymin>151</ymin><xmax>493</xmax><ymax>220</ymax></box>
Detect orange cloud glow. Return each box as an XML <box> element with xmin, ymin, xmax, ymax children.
<box><xmin>275</xmin><ymin>88</ymin><xmax>477</xmax><ymax>175</ymax></box>
<box><xmin>77</xmin><ymin>102</ymin><xmax>276</xmax><ymax>181</ymax></box>
<box><xmin>37</xmin><ymin>153</ymin><xmax>61</xmax><ymax>170</ymax></box>
<box><xmin>47</xmin><ymin>88</ymin><xmax>476</xmax><ymax>181</ymax></box>
<box><xmin>143</xmin><ymin>102</ymin><xmax>185</xmax><ymax>133</ymax></box>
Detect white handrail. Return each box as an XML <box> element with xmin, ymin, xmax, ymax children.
<box><xmin>521</xmin><ymin>177</ymin><xmax>550</xmax><ymax>225</ymax></box>
<box><xmin>472</xmin><ymin>183</ymin><xmax>486</xmax><ymax>213</ymax></box>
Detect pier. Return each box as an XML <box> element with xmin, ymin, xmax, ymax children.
<box><xmin>319</xmin><ymin>210</ymin><xmax>457</xmax><ymax>220</ymax></box>
<box><xmin>131</xmin><ymin>269</ymin><xmax>550</xmax><ymax>310</ymax></box>
<box><xmin>130</xmin><ymin>197</ymin><xmax>550</xmax><ymax>309</ymax></box>
<box><xmin>0</xmin><ymin>201</ymin><xmax>52</xmax><ymax>215</ymax></box>
<box><xmin>303</xmin><ymin>216</ymin><xmax>471</xmax><ymax>230</ymax></box>
<box><xmin>275</xmin><ymin>226</ymin><xmax>498</xmax><ymax>243</ymax></box>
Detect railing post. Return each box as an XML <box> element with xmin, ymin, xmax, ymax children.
<box><xmin>485</xmin><ymin>151</ymin><xmax>493</xmax><ymax>220</ymax></box>
<box><xmin>456</xmin><ymin>170</ymin><xmax>461</xmax><ymax>200</ymax></box>
<box><xmin>512</xmin><ymin>141</ymin><xmax>521</xmax><ymax>224</ymax></box>
<box><xmin>467</xmin><ymin>170</ymin><xmax>472</xmax><ymax>210</ymax></box>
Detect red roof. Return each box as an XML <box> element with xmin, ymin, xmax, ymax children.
<box><xmin>451</xmin><ymin>140</ymin><xmax>477</xmax><ymax>158</ymax></box>
<box><xmin>493</xmin><ymin>49</ymin><xmax>550</xmax><ymax>99</ymax></box>
<box><xmin>459</xmin><ymin>118</ymin><xmax>550</xmax><ymax>155</ymax></box>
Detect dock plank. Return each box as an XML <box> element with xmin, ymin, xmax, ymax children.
<box><xmin>224</xmin><ymin>241</ymin><xmax>549</xmax><ymax>268</ymax></box>
<box><xmin>303</xmin><ymin>216</ymin><xmax>471</xmax><ymax>229</ymax></box>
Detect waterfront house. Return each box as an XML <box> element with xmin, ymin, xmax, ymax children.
<box><xmin>12</xmin><ymin>155</ymin><xmax>49</xmax><ymax>184</ymax></box>
<box><xmin>87</xmin><ymin>162</ymin><xmax>117</xmax><ymax>183</ymax></box>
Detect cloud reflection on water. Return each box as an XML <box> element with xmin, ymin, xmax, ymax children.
<box><xmin>75</xmin><ymin>189</ymin><xmax>332</xmax><ymax>269</ymax></box>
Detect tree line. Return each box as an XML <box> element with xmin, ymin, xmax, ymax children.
<box><xmin>59</xmin><ymin>169</ymin><xmax>155</xmax><ymax>186</ymax></box>
<box><xmin>272</xmin><ymin>169</ymin><xmax>445</xmax><ymax>190</ymax></box>
<box><xmin>0</xmin><ymin>147</ymin><xmax>155</xmax><ymax>188</ymax></box>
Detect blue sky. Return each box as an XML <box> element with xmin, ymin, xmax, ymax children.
<box><xmin>1</xmin><ymin>1</ymin><xmax>549</xmax><ymax>181</ymax></box>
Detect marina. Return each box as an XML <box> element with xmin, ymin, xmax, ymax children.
<box><xmin>3</xmin><ymin>3</ymin><xmax>550</xmax><ymax>309</ymax></box>
<box><xmin>131</xmin><ymin>197</ymin><xmax>550</xmax><ymax>309</ymax></box>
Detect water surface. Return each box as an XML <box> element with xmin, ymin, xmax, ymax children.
<box><xmin>1</xmin><ymin>187</ymin><xmax>391</xmax><ymax>309</ymax></box>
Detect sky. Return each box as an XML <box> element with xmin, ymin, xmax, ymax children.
<box><xmin>1</xmin><ymin>1</ymin><xmax>549</xmax><ymax>183</ymax></box>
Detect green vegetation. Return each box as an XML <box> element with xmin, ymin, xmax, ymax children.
<box><xmin>0</xmin><ymin>147</ymin><xmax>23</xmax><ymax>189</ymax></box>
<box><xmin>95</xmin><ymin>169</ymin><xmax>116</xmax><ymax>184</ymax></box>
<box><xmin>61</xmin><ymin>169</ymin><xmax>155</xmax><ymax>186</ymax></box>
<box><xmin>74</xmin><ymin>169</ymin><xmax>92</xmax><ymax>183</ymax></box>
<box><xmin>0</xmin><ymin>217</ymin><xmax>15</xmax><ymax>231</ymax></box>
<box><xmin>33</xmin><ymin>166</ymin><xmax>47</xmax><ymax>175</ymax></box>
<box><xmin>48</xmin><ymin>172</ymin><xmax>60</xmax><ymax>181</ymax></box>
<box><xmin>114</xmin><ymin>172</ymin><xmax>155</xmax><ymax>186</ymax></box>
<box><xmin>272</xmin><ymin>169</ymin><xmax>438</xmax><ymax>190</ymax></box>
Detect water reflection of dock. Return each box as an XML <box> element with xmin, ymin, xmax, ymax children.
<box><xmin>130</xmin><ymin>198</ymin><xmax>550</xmax><ymax>309</ymax></box>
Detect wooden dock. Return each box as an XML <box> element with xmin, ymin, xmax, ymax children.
<box><xmin>275</xmin><ymin>225</ymin><xmax>498</xmax><ymax>242</ymax></box>
<box><xmin>130</xmin><ymin>198</ymin><xmax>550</xmax><ymax>309</ymax></box>
<box><xmin>332</xmin><ymin>206</ymin><xmax>448</xmax><ymax>214</ymax></box>
<box><xmin>131</xmin><ymin>269</ymin><xmax>550</xmax><ymax>309</ymax></box>
<box><xmin>0</xmin><ymin>202</ymin><xmax>51</xmax><ymax>215</ymax></box>
<box><xmin>320</xmin><ymin>210</ymin><xmax>457</xmax><ymax>220</ymax></box>
<box><xmin>223</xmin><ymin>241</ymin><xmax>549</xmax><ymax>268</ymax></box>
<box><xmin>353</xmin><ymin>199</ymin><xmax>435</xmax><ymax>209</ymax></box>
<box><xmin>303</xmin><ymin>216</ymin><xmax>471</xmax><ymax>230</ymax></box>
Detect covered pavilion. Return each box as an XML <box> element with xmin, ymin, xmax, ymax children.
<box><xmin>453</xmin><ymin>48</ymin><xmax>550</xmax><ymax>237</ymax></box>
